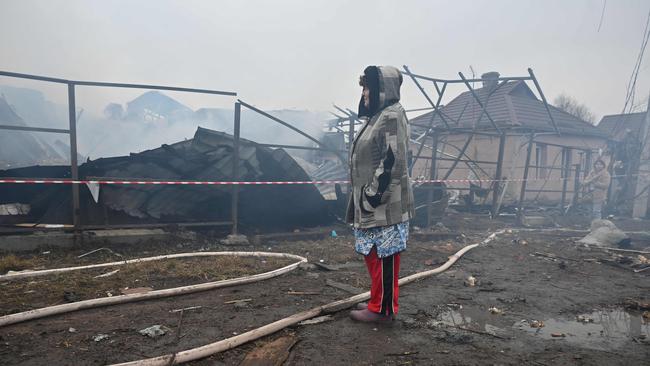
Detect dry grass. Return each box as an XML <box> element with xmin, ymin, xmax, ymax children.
<box><xmin>0</xmin><ymin>256</ymin><xmax>292</xmax><ymax>315</ymax></box>
<box><xmin>0</xmin><ymin>254</ymin><xmax>39</xmax><ymax>274</ymax></box>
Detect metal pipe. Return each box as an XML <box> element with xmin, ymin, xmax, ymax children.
<box><xmin>570</xmin><ymin>163</ymin><xmax>582</xmax><ymax>213</ymax></box>
<box><xmin>491</xmin><ymin>133</ymin><xmax>506</xmax><ymax>218</ymax></box>
<box><xmin>427</xmin><ymin>133</ymin><xmax>439</xmax><ymax>229</ymax></box>
<box><xmin>442</xmin><ymin>135</ymin><xmax>474</xmax><ymax>180</ymax></box>
<box><xmin>527</xmin><ymin>68</ymin><xmax>560</xmax><ymax>135</ymax></box>
<box><xmin>402</xmin><ymin>65</ymin><xmax>451</xmax><ymax>129</ymax></box>
<box><xmin>237</xmin><ymin>99</ymin><xmax>324</xmax><ymax>148</ymax></box>
<box><xmin>517</xmin><ymin>134</ymin><xmax>535</xmax><ymax>225</ymax></box>
<box><xmin>67</xmin><ymin>84</ymin><xmax>80</xmax><ymax>230</ymax></box>
<box><xmin>257</xmin><ymin>143</ymin><xmax>345</xmax><ymax>153</ymax></box>
<box><xmin>0</xmin><ymin>70</ymin><xmax>236</xmax><ymax>96</ymax></box>
<box><xmin>560</xmin><ymin>147</ymin><xmax>572</xmax><ymax>212</ymax></box>
<box><xmin>0</xmin><ymin>125</ymin><xmax>70</xmax><ymax>134</ymax></box>
<box><xmin>398</xmin><ymin>70</ymin><xmax>531</xmax><ymax>84</ymax></box>
<box><xmin>231</xmin><ymin>102</ymin><xmax>241</xmax><ymax>235</ymax></box>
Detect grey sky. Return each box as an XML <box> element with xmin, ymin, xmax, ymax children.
<box><xmin>1</xmin><ymin>0</ymin><xmax>649</xmax><ymax>121</ymax></box>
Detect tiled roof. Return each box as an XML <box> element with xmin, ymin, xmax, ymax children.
<box><xmin>410</xmin><ymin>81</ymin><xmax>607</xmax><ymax>138</ymax></box>
<box><xmin>596</xmin><ymin>112</ymin><xmax>647</xmax><ymax>141</ymax></box>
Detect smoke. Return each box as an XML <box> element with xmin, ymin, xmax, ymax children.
<box><xmin>1</xmin><ymin>85</ymin><xmax>329</xmax><ymax>165</ymax></box>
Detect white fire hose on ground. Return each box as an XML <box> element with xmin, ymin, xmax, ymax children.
<box><xmin>0</xmin><ymin>252</ymin><xmax>308</xmax><ymax>327</ymax></box>
<box><xmin>0</xmin><ymin>230</ymin><xmax>504</xmax><ymax>365</ymax></box>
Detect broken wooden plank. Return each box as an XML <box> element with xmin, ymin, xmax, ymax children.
<box><xmin>286</xmin><ymin>291</ymin><xmax>320</xmax><ymax>296</ymax></box>
<box><xmin>225</xmin><ymin>298</ymin><xmax>252</xmax><ymax>304</ymax></box>
<box><xmin>169</xmin><ymin>306</ymin><xmax>203</xmax><ymax>313</ymax></box>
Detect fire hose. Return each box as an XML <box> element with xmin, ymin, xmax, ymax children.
<box><xmin>0</xmin><ymin>230</ymin><xmax>504</xmax><ymax>365</ymax></box>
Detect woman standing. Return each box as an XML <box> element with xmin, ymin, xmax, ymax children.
<box><xmin>582</xmin><ymin>159</ymin><xmax>611</xmax><ymax>220</ymax></box>
<box><xmin>346</xmin><ymin>65</ymin><xmax>414</xmax><ymax>323</ymax></box>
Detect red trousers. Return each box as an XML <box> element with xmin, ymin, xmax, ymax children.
<box><xmin>364</xmin><ymin>247</ymin><xmax>400</xmax><ymax>315</ymax></box>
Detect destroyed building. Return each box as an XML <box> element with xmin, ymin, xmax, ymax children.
<box><xmin>408</xmin><ymin>72</ymin><xmax>610</xmax><ymax>209</ymax></box>
<box><xmin>0</xmin><ymin>127</ymin><xmax>333</xmax><ymax>231</ymax></box>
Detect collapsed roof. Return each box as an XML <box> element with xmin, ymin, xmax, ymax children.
<box><xmin>0</xmin><ymin>127</ymin><xmax>333</xmax><ymax>230</ymax></box>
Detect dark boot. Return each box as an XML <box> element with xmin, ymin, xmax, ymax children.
<box><xmin>349</xmin><ymin>309</ymin><xmax>392</xmax><ymax>323</ymax></box>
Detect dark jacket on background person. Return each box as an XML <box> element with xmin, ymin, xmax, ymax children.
<box><xmin>345</xmin><ymin>65</ymin><xmax>415</xmax><ymax>229</ymax></box>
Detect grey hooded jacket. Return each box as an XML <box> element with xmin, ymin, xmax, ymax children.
<box><xmin>345</xmin><ymin>66</ymin><xmax>415</xmax><ymax>229</ymax></box>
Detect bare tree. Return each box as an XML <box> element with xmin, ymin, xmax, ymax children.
<box><xmin>553</xmin><ymin>93</ymin><xmax>596</xmax><ymax>124</ymax></box>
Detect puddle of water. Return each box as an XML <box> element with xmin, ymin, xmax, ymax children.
<box><xmin>517</xmin><ymin>308</ymin><xmax>649</xmax><ymax>350</ymax></box>
<box><xmin>433</xmin><ymin>305</ymin><xmax>512</xmax><ymax>337</ymax></box>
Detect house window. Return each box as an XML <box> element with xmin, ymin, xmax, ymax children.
<box><xmin>535</xmin><ymin>143</ymin><xmax>548</xmax><ymax>178</ymax></box>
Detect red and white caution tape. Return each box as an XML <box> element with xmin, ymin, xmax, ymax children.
<box><xmin>0</xmin><ymin>177</ymin><xmax>590</xmax><ymax>185</ymax></box>
<box><xmin>0</xmin><ymin>173</ymin><xmax>641</xmax><ymax>186</ymax></box>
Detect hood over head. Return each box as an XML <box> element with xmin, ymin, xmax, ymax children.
<box><xmin>358</xmin><ymin>65</ymin><xmax>403</xmax><ymax>119</ymax></box>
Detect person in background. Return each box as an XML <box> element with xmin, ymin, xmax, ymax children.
<box><xmin>582</xmin><ymin>159</ymin><xmax>611</xmax><ymax>220</ymax></box>
<box><xmin>345</xmin><ymin>65</ymin><xmax>414</xmax><ymax>323</ymax></box>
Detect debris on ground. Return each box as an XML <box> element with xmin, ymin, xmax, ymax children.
<box><xmin>529</xmin><ymin>320</ymin><xmax>545</xmax><ymax>328</ymax></box>
<box><xmin>138</xmin><ymin>325</ymin><xmax>171</xmax><ymax>338</ymax></box>
<box><xmin>578</xmin><ymin>219</ymin><xmax>630</xmax><ymax>248</ymax></box>
<box><xmin>576</xmin><ymin>315</ymin><xmax>594</xmax><ymax>323</ymax></box>
<box><xmin>169</xmin><ymin>306</ymin><xmax>202</xmax><ymax>313</ymax></box>
<box><xmin>298</xmin><ymin>315</ymin><xmax>334</xmax><ymax>325</ymax></box>
<box><xmin>488</xmin><ymin>307</ymin><xmax>503</xmax><ymax>315</ymax></box>
<box><xmin>432</xmin><ymin>243</ymin><xmax>456</xmax><ymax>253</ymax></box>
<box><xmin>63</xmin><ymin>291</ymin><xmax>79</xmax><ymax>303</ymax></box>
<box><xmin>465</xmin><ymin>276</ymin><xmax>477</xmax><ymax>287</ymax></box>
<box><xmin>551</xmin><ymin>332</ymin><xmax>566</xmax><ymax>338</ymax></box>
<box><xmin>286</xmin><ymin>291</ymin><xmax>320</xmax><ymax>296</ymax></box>
<box><xmin>221</xmin><ymin>234</ymin><xmax>250</xmax><ymax>246</ymax></box>
<box><xmin>225</xmin><ymin>298</ymin><xmax>252</xmax><ymax>309</ymax></box>
<box><xmin>68</xmin><ymin>327</ymin><xmax>77</xmax><ymax>333</ymax></box>
<box><xmin>92</xmin><ymin>334</ymin><xmax>110</xmax><ymax>342</ymax></box>
<box><xmin>624</xmin><ymin>299</ymin><xmax>650</xmax><ymax>310</ymax></box>
<box><xmin>78</xmin><ymin>248</ymin><xmax>123</xmax><ymax>259</ymax></box>
<box><xmin>239</xmin><ymin>334</ymin><xmax>298</xmax><ymax>366</ymax></box>
<box><xmin>94</xmin><ymin>269</ymin><xmax>120</xmax><ymax>278</ymax></box>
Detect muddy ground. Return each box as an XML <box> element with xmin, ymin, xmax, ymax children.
<box><xmin>0</xmin><ymin>213</ymin><xmax>649</xmax><ymax>365</ymax></box>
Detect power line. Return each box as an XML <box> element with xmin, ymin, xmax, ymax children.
<box><xmin>597</xmin><ymin>0</ymin><xmax>607</xmax><ymax>32</ymax></box>
<box><xmin>622</xmin><ymin>8</ymin><xmax>650</xmax><ymax>114</ymax></box>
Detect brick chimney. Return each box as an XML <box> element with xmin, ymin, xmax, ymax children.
<box><xmin>481</xmin><ymin>72</ymin><xmax>500</xmax><ymax>91</ymax></box>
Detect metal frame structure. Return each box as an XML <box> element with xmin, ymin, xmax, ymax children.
<box><xmin>399</xmin><ymin>66</ymin><xmax>600</xmax><ymax>226</ymax></box>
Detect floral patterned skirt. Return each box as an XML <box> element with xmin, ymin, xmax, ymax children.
<box><xmin>354</xmin><ymin>221</ymin><xmax>409</xmax><ymax>259</ymax></box>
